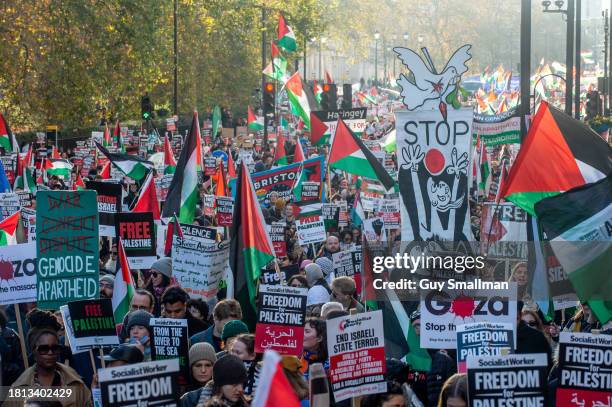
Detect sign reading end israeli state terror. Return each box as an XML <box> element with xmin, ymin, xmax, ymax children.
<box><xmin>36</xmin><ymin>190</ymin><xmax>99</xmax><ymax>310</ymax></box>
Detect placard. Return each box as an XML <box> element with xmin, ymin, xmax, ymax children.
<box><xmin>322</xmin><ymin>203</ymin><xmax>340</xmax><ymax>231</ymax></box>
<box><xmin>332</xmin><ymin>250</ymin><xmax>356</xmax><ymax>277</ymax></box>
<box><xmin>295</xmin><ymin>215</ymin><xmax>326</xmax><ymax>246</ymax></box>
<box><xmin>0</xmin><ymin>192</ymin><xmax>20</xmax><ymax>219</ymax></box>
<box><xmin>215</xmin><ymin>196</ymin><xmax>234</xmax><ymax>227</ymax></box>
<box><xmin>204</xmin><ymin>156</ymin><xmax>217</xmax><ymax>176</ymax></box>
<box><xmin>260</xmin><ymin>264</ymin><xmax>299</xmax><ymax>285</ymax></box>
<box><xmin>456</xmin><ymin>321</ymin><xmax>514</xmax><ymax>373</ymax></box>
<box><xmin>150</xmin><ymin>318</ymin><xmax>189</xmax><ymax>386</ymax></box>
<box><xmin>67</xmin><ymin>298</ymin><xmax>119</xmax><ymax>348</ymax></box>
<box><xmin>300</xmin><ymin>181</ymin><xmax>321</xmax><ymax>201</ymax></box>
<box><xmin>556</xmin><ymin>332</ymin><xmax>612</xmax><ymax>406</ymax></box>
<box><xmin>467</xmin><ymin>353</ymin><xmax>548</xmax><ymax>406</ymax></box>
<box><xmin>378</xmin><ymin>198</ymin><xmax>400</xmax><ymax>230</ymax></box>
<box><xmin>21</xmin><ymin>207</ymin><xmax>36</xmax><ymax>242</ymax></box>
<box><xmin>37</xmin><ymin>190</ymin><xmax>99</xmax><ymax>310</ymax></box>
<box><xmin>16</xmin><ymin>191</ymin><xmax>33</xmax><ymax>208</ymax></box>
<box><xmin>363</xmin><ymin>217</ymin><xmax>387</xmax><ymax>242</ymax></box>
<box><xmin>115</xmin><ymin>212</ymin><xmax>156</xmax><ymax>269</ymax></box>
<box><xmin>99</xmin><ymin>359</ymin><xmax>180</xmax><ymax>407</ymax></box>
<box><xmin>86</xmin><ymin>180</ymin><xmax>123</xmax><ymax>237</ymax></box>
<box><xmin>268</xmin><ymin>221</ymin><xmax>287</xmax><ymax>257</ymax></box>
<box><xmin>0</xmin><ymin>242</ymin><xmax>37</xmax><ymax>305</ymax></box>
<box><xmin>327</xmin><ymin>310</ymin><xmax>387</xmax><ymax>402</ymax></box>
<box><xmin>254</xmin><ymin>284</ymin><xmax>308</xmax><ymax>356</ymax></box>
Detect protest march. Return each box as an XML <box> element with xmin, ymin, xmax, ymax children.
<box><xmin>1</xmin><ymin>3</ymin><xmax>612</xmax><ymax>407</ymax></box>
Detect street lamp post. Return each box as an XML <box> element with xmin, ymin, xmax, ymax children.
<box><xmin>521</xmin><ymin>0</ymin><xmax>531</xmax><ymax>139</ymax></box>
<box><xmin>417</xmin><ymin>34</ymin><xmax>424</xmax><ymax>46</ymax></box>
<box><xmin>374</xmin><ymin>30</ymin><xmax>380</xmax><ymax>85</ymax></box>
<box><xmin>173</xmin><ymin>0</ymin><xmax>178</xmax><ymax>116</ymax></box>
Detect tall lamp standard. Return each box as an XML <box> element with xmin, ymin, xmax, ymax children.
<box><xmin>374</xmin><ymin>30</ymin><xmax>381</xmax><ymax>85</ymax></box>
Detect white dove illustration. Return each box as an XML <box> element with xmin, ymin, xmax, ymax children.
<box><xmin>394</xmin><ymin>45</ymin><xmax>472</xmax><ymax>119</ymax></box>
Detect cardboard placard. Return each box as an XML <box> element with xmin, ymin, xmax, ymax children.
<box><xmin>86</xmin><ymin>180</ymin><xmax>123</xmax><ymax>237</ymax></box>
<box><xmin>67</xmin><ymin>298</ymin><xmax>119</xmax><ymax>348</ymax></box>
<box><xmin>150</xmin><ymin>318</ymin><xmax>189</xmax><ymax>386</ymax></box>
<box><xmin>332</xmin><ymin>250</ymin><xmax>356</xmax><ymax>277</ymax></box>
<box><xmin>215</xmin><ymin>196</ymin><xmax>234</xmax><ymax>227</ymax></box>
<box><xmin>204</xmin><ymin>156</ymin><xmax>217</xmax><ymax>176</ymax></box>
<box><xmin>254</xmin><ymin>285</ymin><xmax>308</xmax><ymax>356</ymax></box>
<box><xmin>36</xmin><ymin>190</ymin><xmax>99</xmax><ymax>310</ymax></box>
<box><xmin>0</xmin><ymin>242</ymin><xmax>37</xmax><ymax>305</ymax></box>
<box><xmin>295</xmin><ymin>215</ymin><xmax>326</xmax><ymax>246</ymax></box>
<box><xmin>456</xmin><ymin>321</ymin><xmax>515</xmax><ymax>373</ymax></box>
<box><xmin>267</xmin><ymin>221</ymin><xmax>287</xmax><ymax>257</ymax></box>
<box><xmin>300</xmin><ymin>181</ymin><xmax>321</xmax><ymax>201</ymax></box>
<box><xmin>115</xmin><ymin>212</ymin><xmax>156</xmax><ymax>269</ymax></box>
<box><xmin>259</xmin><ymin>264</ymin><xmax>299</xmax><ymax>286</ymax></box>
<box><xmin>0</xmin><ymin>192</ymin><xmax>20</xmax><ymax>220</ymax></box>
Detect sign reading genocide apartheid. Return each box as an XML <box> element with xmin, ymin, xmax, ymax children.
<box><xmin>150</xmin><ymin>318</ymin><xmax>189</xmax><ymax>386</ymax></box>
<box><xmin>395</xmin><ymin>108</ymin><xmax>474</xmax><ymax>242</ymax></box>
<box><xmin>86</xmin><ymin>180</ymin><xmax>122</xmax><ymax>237</ymax></box>
<box><xmin>419</xmin><ymin>284</ymin><xmax>517</xmax><ymax>349</ymax></box>
<box><xmin>0</xmin><ymin>242</ymin><xmax>37</xmax><ymax>306</ymax></box>
<box><xmin>327</xmin><ymin>310</ymin><xmax>387</xmax><ymax>402</ymax></box>
<box><xmin>115</xmin><ymin>212</ymin><xmax>156</xmax><ymax>269</ymax></box>
<box><xmin>556</xmin><ymin>332</ymin><xmax>612</xmax><ymax>406</ymax></box>
<box><xmin>67</xmin><ymin>298</ymin><xmax>119</xmax><ymax>348</ymax></box>
<box><xmin>99</xmin><ymin>359</ymin><xmax>180</xmax><ymax>407</ymax></box>
<box><xmin>267</xmin><ymin>221</ymin><xmax>287</xmax><ymax>257</ymax></box>
<box><xmin>250</xmin><ymin>156</ymin><xmax>325</xmax><ymax>207</ymax></box>
<box><xmin>37</xmin><ymin>190</ymin><xmax>99</xmax><ymax>310</ymax></box>
<box><xmin>172</xmin><ymin>226</ymin><xmax>229</xmax><ymax>301</ymax></box>
<box><xmin>254</xmin><ymin>284</ymin><xmax>308</xmax><ymax>356</ymax></box>
<box><xmin>295</xmin><ymin>215</ymin><xmax>326</xmax><ymax>246</ymax></box>
<box><xmin>456</xmin><ymin>321</ymin><xmax>515</xmax><ymax>373</ymax></box>
<box><xmin>467</xmin><ymin>353</ymin><xmax>548</xmax><ymax>407</ymax></box>
<box><xmin>215</xmin><ymin>196</ymin><xmax>234</xmax><ymax>227</ymax></box>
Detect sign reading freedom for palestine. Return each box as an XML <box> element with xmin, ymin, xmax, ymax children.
<box><xmin>36</xmin><ymin>191</ymin><xmax>99</xmax><ymax>310</ymax></box>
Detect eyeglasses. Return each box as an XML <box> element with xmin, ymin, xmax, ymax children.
<box><xmin>37</xmin><ymin>344</ymin><xmax>62</xmax><ymax>355</ymax></box>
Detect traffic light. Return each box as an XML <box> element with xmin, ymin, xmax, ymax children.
<box><xmin>585</xmin><ymin>90</ymin><xmax>601</xmax><ymax>120</ymax></box>
<box><xmin>320</xmin><ymin>83</ymin><xmax>338</xmax><ymax>111</ymax></box>
<box><xmin>141</xmin><ymin>94</ymin><xmax>152</xmax><ymax>120</ymax></box>
<box><xmin>263</xmin><ymin>82</ymin><xmax>275</xmax><ymax>116</ymax></box>
<box><xmin>342</xmin><ymin>84</ymin><xmax>353</xmax><ymax>109</ymax></box>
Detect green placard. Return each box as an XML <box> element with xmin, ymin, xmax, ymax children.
<box><xmin>36</xmin><ymin>190</ymin><xmax>100</xmax><ymax>309</ymax></box>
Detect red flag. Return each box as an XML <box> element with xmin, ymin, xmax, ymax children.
<box><xmin>215</xmin><ymin>161</ymin><xmax>227</xmax><ymax>197</ymax></box>
<box><xmin>103</xmin><ymin>123</ymin><xmax>112</xmax><ymax>146</ymax></box>
<box><xmin>72</xmin><ymin>174</ymin><xmax>85</xmax><ymax>190</ymax></box>
<box><xmin>251</xmin><ymin>351</ymin><xmax>301</xmax><ymax>407</ymax></box>
<box><xmin>227</xmin><ymin>151</ymin><xmax>237</xmax><ymax>180</ymax></box>
<box><xmin>293</xmin><ymin>139</ymin><xmax>305</xmax><ymax>163</ymax></box>
<box><xmin>495</xmin><ymin>160</ymin><xmax>510</xmax><ymax>204</ymax></box>
<box><xmin>51</xmin><ymin>146</ymin><xmax>60</xmax><ymax>159</ymax></box>
<box><xmin>325</xmin><ymin>70</ymin><xmax>333</xmax><ymax>84</ymax></box>
<box><xmin>132</xmin><ymin>172</ymin><xmax>160</xmax><ymax>220</ymax></box>
<box><xmin>164</xmin><ymin>214</ymin><xmax>183</xmax><ymax>256</ymax></box>
<box><xmin>164</xmin><ymin>134</ymin><xmax>177</xmax><ymax>167</ymax></box>
<box><xmin>100</xmin><ymin>161</ymin><xmax>111</xmax><ymax>179</ymax></box>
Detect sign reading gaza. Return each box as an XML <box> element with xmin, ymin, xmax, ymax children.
<box><xmin>37</xmin><ymin>191</ymin><xmax>99</xmax><ymax>310</ymax></box>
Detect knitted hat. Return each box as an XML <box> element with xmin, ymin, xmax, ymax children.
<box><xmin>100</xmin><ymin>274</ymin><xmax>115</xmax><ymax>286</ymax></box>
<box><xmin>213</xmin><ymin>355</ymin><xmax>247</xmax><ymax>386</ymax></box>
<box><xmin>300</xmin><ymin>259</ymin><xmax>313</xmax><ymax>270</ymax></box>
<box><xmin>315</xmin><ymin>257</ymin><xmax>334</xmax><ymax>277</ymax></box>
<box><xmin>151</xmin><ymin>257</ymin><xmax>172</xmax><ymax>278</ymax></box>
<box><xmin>126</xmin><ymin>310</ymin><xmax>152</xmax><ymax>332</ymax></box>
<box><xmin>307</xmin><ymin>286</ymin><xmax>330</xmax><ymax>306</ymax></box>
<box><xmin>305</xmin><ymin>263</ymin><xmax>323</xmax><ymax>286</ymax></box>
<box><xmin>189</xmin><ymin>342</ymin><xmax>217</xmax><ymax>367</ymax></box>
<box><xmin>221</xmin><ymin>320</ymin><xmax>249</xmax><ymax>340</ymax></box>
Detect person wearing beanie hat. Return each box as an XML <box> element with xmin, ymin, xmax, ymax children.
<box><xmin>315</xmin><ymin>257</ymin><xmax>335</xmax><ymax>284</ymax></box>
<box><xmin>146</xmin><ymin>257</ymin><xmax>173</xmax><ymax>316</ymax></box>
<box><xmin>126</xmin><ymin>310</ymin><xmax>153</xmax><ymax>361</ymax></box>
<box><xmin>189</xmin><ymin>343</ymin><xmax>217</xmax><ymax>388</ymax></box>
<box><xmin>207</xmin><ymin>355</ymin><xmax>250</xmax><ymax>407</ymax></box>
<box><xmin>221</xmin><ymin>320</ymin><xmax>249</xmax><ymax>346</ymax></box>
<box><xmin>99</xmin><ymin>274</ymin><xmax>114</xmax><ymax>299</ymax></box>
<box><xmin>304</xmin><ymin>263</ymin><xmax>323</xmax><ymax>286</ymax></box>
<box><xmin>300</xmin><ymin>259</ymin><xmax>313</xmax><ymax>271</ymax></box>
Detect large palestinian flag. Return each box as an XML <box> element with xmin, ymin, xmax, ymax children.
<box><xmin>248</xmin><ymin>106</ymin><xmax>264</xmax><ymax>131</ymax></box>
<box><xmin>277</xmin><ymin>15</ymin><xmax>297</xmax><ymax>52</ymax></box>
<box><xmin>95</xmin><ymin>142</ymin><xmax>153</xmax><ymax>181</ymax></box>
<box><xmin>329</xmin><ymin>118</ymin><xmax>395</xmax><ymax>189</ymax></box>
<box><xmin>285</xmin><ymin>73</ymin><xmax>318</xmax><ymax>130</ymax></box>
<box><xmin>230</xmin><ymin>163</ymin><xmax>276</xmax><ymax>330</ymax></box>
<box><xmin>45</xmin><ymin>158</ymin><xmax>73</xmax><ymax>178</ymax></box>
<box><xmin>0</xmin><ymin>113</ymin><xmax>16</xmax><ymax>153</ymax></box>
<box><xmin>535</xmin><ymin>176</ymin><xmax>612</xmax><ymax>324</ymax></box>
<box><xmin>0</xmin><ymin>211</ymin><xmax>20</xmax><ymax>246</ymax></box>
<box><xmin>162</xmin><ymin>111</ymin><xmax>200</xmax><ymax>224</ymax></box>
<box><xmin>502</xmin><ymin>102</ymin><xmax>612</xmax><ymax>215</ymax></box>
<box><xmin>163</xmin><ymin>134</ymin><xmax>177</xmax><ymax>174</ymax></box>
<box><xmin>112</xmin><ymin>238</ymin><xmax>135</xmax><ymax>323</ymax></box>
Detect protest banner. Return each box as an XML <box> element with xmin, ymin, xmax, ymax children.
<box><xmin>310</xmin><ymin>108</ymin><xmax>368</xmax><ymax>145</ymax></box>
<box><xmin>0</xmin><ymin>242</ymin><xmax>37</xmax><ymax>306</ymax></box>
<box><xmin>204</xmin><ymin>156</ymin><xmax>217</xmax><ymax>176</ymax></box>
<box><xmin>86</xmin><ymin>180</ymin><xmax>122</xmax><ymax>237</ymax></box>
<box><xmin>150</xmin><ymin>318</ymin><xmax>189</xmax><ymax>385</ymax></box>
<box><xmin>338</xmin><ymin>200</ymin><xmax>349</xmax><ymax>227</ymax></box>
<box><xmin>59</xmin><ymin>305</ymin><xmax>88</xmax><ymax>354</ymax></box>
<box><xmin>332</xmin><ymin>250</ymin><xmax>356</xmax><ymax>277</ymax></box>
<box><xmin>473</xmin><ymin>107</ymin><xmax>521</xmax><ymax>146</ymax></box>
<box><xmin>21</xmin><ymin>207</ymin><xmax>36</xmax><ymax>242</ymax></box>
<box><xmin>99</xmin><ymin>359</ymin><xmax>180</xmax><ymax>407</ymax></box>
<box><xmin>16</xmin><ymin>191</ymin><xmax>33</xmax><ymax>208</ymax></box>
<box><xmin>322</xmin><ymin>203</ymin><xmax>340</xmax><ymax>232</ymax></box>
<box><xmin>0</xmin><ymin>192</ymin><xmax>20</xmax><ymax>219</ymax></box>
<box><xmin>378</xmin><ymin>198</ymin><xmax>400</xmax><ymax>230</ymax></box>
<box><xmin>327</xmin><ymin>310</ymin><xmax>387</xmax><ymax>402</ymax></box>
<box><xmin>295</xmin><ymin>215</ymin><xmax>326</xmax><ymax>246</ymax></box>
<box><xmin>37</xmin><ymin>190</ymin><xmax>99</xmax><ymax>310</ymax></box>
<box><xmin>267</xmin><ymin>221</ymin><xmax>287</xmax><ymax>257</ymax></box>
<box><xmin>260</xmin><ymin>264</ymin><xmax>299</xmax><ymax>285</ymax></box>
<box><xmin>115</xmin><ymin>212</ymin><xmax>156</xmax><ymax>269</ymax></box>
<box><xmin>254</xmin><ymin>284</ymin><xmax>308</xmax><ymax>356</ymax></box>
<box><xmin>300</xmin><ymin>181</ymin><xmax>321</xmax><ymax>201</ymax></box>
<box><xmin>467</xmin><ymin>353</ymin><xmax>548</xmax><ymax>406</ymax></box>
<box><xmin>363</xmin><ymin>217</ymin><xmax>386</xmax><ymax>242</ymax></box>
<box><xmin>556</xmin><ymin>332</ymin><xmax>612</xmax><ymax>406</ymax></box>
<box><xmin>359</xmin><ymin>192</ymin><xmax>381</xmax><ymax>212</ymax></box>
<box><xmin>396</xmin><ymin>108</ymin><xmax>474</xmax><ymax>241</ymax></box>
<box><xmin>250</xmin><ymin>156</ymin><xmax>325</xmax><ymax>206</ymax></box>
<box><xmin>456</xmin><ymin>321</ymin><xmax>515</xmax><ymax>373</ymax></box>
<box><xmin>545</xmin><ymin>243</ymin><xmax>578</xmax><ymax>310</ymax></box>
<box><xmin>215</xmin><ymin>196</ymin><xmax>234</xmax><ymax>227</ymax></box>
<box><xmin>420</xmin><ymin>284</ymin><xmax>517</xmax><ymax>349</ymax></box>
<box><xmin>172</xmin><ymin>226</ymin><xmax>229</xmax><ymax>300</ymax></box>
<box><xmin>67</xmin><ymin>298</ymin><xmax>119</xmax><ymax>348</ymax></box>
<box><xmin>0</xmin><ymin>154</ymin><xmax>16</xmax><ymax>185</ymax></box>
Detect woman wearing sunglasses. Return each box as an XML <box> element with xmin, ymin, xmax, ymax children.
<box><xmin>6</xmin><ymin>309</ymin><xmax>92</xmax><ymax>407</ymax></box>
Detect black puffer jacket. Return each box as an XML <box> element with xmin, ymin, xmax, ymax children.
<box><xmin>426</xmin><ymin>349</ymin><xmax>457</xmax><ymax>406</ymax></box>
<box><xmin>0</xmin><ymin>326</ymin><xmax>24</xmax><ymax>386</ymax></box>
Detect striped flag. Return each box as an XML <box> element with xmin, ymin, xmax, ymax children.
<box><xmin>0</xmin><ymin>113</ymin><xmax>18</xmax><ymax>153</ymax></box>
<box><xmin>163</xmin><ymin>134</ymin><xmax>177</xmax><ymax>174</ymax></box>
<box><xmin>277</xmin><ymin>15</ymin><xmax>297</xmax><ymax>52</ymax></box>
<box><xmin>95</xmin><ymin>142</ymin><xmax>153</xmax><ymax>181</ymax></box>
<box><xmin>112</xmin><ymin>238</ymin><xmax>135</xmax><ymax>323</ymax></box>
<box><xmin>72</xmin><ymin>174</ymin><xmax>86</xmax><ymax>190</ymax></box>
<box><xmin>103</xmin><ymin>123</ymin><xmax>112</xmax><ymax>147</ymax></box>
<box><xmin>285</xmin><ymin>73</ymin><xmax>318</xmax><ymax>130</ymax></box>
<box><xmin>132</xmin><ymin>172</ymin><xmax>161</xmax><ymax>220</ymax></box>
<box><xmin>248</xmin><ymin>106</ymin><xmax>264</xmax><ymax>131</ymax></box>
<box><xmin>45</xmin><ymin>158</ymin><xmax>73</xmax><ymax>178</ymax></box>
<box><xmin>252</xmin><ymin>351</ymin><xmax>301</xmax><ymax>407</ymax></box>
<box><xmin>164</xmin><ymin>214</ymin><xmax>183</xmax><ymax>257</ymax></box>
<box><xmin>293</xmin><ymin>139</ymin><xmax>305</xmax><ymax>163</ymax></box>
<box><xmin>0</xmin><ymin>211</ymin><xmax>20</xmax><ymax>246</ymax></box>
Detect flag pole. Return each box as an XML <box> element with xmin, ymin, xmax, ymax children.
<box><xmin>13</xmin><ymin>304</ymin><xmax>29</xmax><ymax>369</ymax></box>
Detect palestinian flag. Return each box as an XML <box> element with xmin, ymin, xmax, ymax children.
<box><xmin>274</xmin><ymin>128</ymin><xmax>288</xmax><ymax>165</ymax></box>
<box><xmin>293</xmin><ymin>139</ymin><xmax>305</xmax><ymax>163</ymax></box>
<box><xmin>163</xmin><ymin>134</ymin><xmax>177</xmax><ymax>174</ymax></box>
<box><xmin>14</xmin><ymin>167</ymin><xmax>36</xmax><ymax>193</ymax></box>
<box><xmin>277</xmin><ymin>15</ymin><xmax>297</xmax><ymax>52</ymax></box>
<box><xmin>292</xmin><ymin>201</ymin><xmax>322</xmax><ymax>219</ymax></box>
<box><xmin>503</xmin><ymin>101</ymin><xmax>612</xmax><ymax>215</ymax></box>
<box><xmin>495</xmin><ymin>160</ymin><xmax>509</xmax><ymax>204</ymax></box>
<box><xmin>350</xmin><ymin>191</ymin><xmax>365</xmax><ymax>227</ymax></box>
<box><xmin>95</xmin><ymin>142</ymin><xmax>153</xmax><ymax>181</ymax></box>
<box><xmin>285</xmin><ymin>72</ymin><xmax>318</xmax><ymax>130</ymax></box>
<box><xmin>113</xmin><ymin>120</ymin><xmax>125</xmax><ymax>152</ymax></box>
<box><xmin>230</xmin><ymin>163</ymin><xmax>276</xmax><ymax>330</ymax></box>
<box><xmin>535</xmin><ymin>176</ymin><xmax>612</xmax><ymax>324</ymax></box>
<box><xmin>0</xmin><ymin>211</ymin><xmax>19</xmax><ymax>246</ymax></box>
<box><xmin>51</xmin><ymin>146</ymin><xmax>61</xmax><ymax>159</ymax></box>
<box><xmin>251</xmin><ymin>351</ymin><xmax>301</xmax><ymax>407</ymax></box>
<box><xmin>248</xmin><ymin>106</ymin><xmax>264</xmax><ymax>131</ymax></box>
<box><xmin>0</xmin><ymin>113</ymin><xmax>17</xmax><ymax>153</ymax></box>
<box><xmin>103</xmin><ymin>123</ymin><xmax>112</xmax><ymax>147</ymax></box>
<box><xmin>162</xmin><ymin>112</ymin><xmax>200</xmax><ymax>223</ymax></box>
<box><xmin>263</xmin><ymin>43</ymin><xmax>288</xmax><ymax>83</ymax></box>
<box><xmin>45</xmin><ymin>158</ymin><xmax>73</xmax><ymax>178</ymax></box>
<box><xmin>112</xmin><ymin>238</ymin><xmax>135</xmax><ymax>324</ymax></box>
<box><xmin>212</xmin><ymin>105</ymin><xmax>222</xmax><ymax>138</ymax></box>
<box><xmin>313</xmin><ymin>80</ymin><xmax>323</xmax><ymax>104</ymax></box>
<box><xmin>164</xmin><ymin>214</ymin><xmax>183</xmax><ymax>257</ymax></box>
<box><xmin>131</xmin><ymin>172</ymin><xmax>161</xmax><ymax>220</ymax></box>
<box><xmin>99</xmin><ymin>161</ymin><xmax>111</xmax><ymax>179</ymax></box>
<box><xmin>380</xmin><ymin>128</ymin><xmax>396</xmax><ymax>153</ymax></box>
<box><xmin>227</xmin><ymin>152</ymin><xmax>237</xmax><ymax>180</ymax></box>
<box><xmin>72</xmin><ymin>174</ymin><xmax>85</xmax><ymax>190</ymax></box>
<box><xmin>329</xmin><ymin>118</ymin><xmax>394</xmax><ymax>189</ymax></box>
